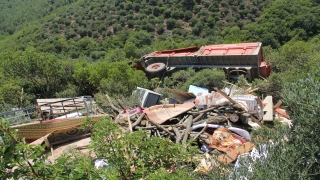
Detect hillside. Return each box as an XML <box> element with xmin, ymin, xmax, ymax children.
<box><xmin>0</xmin><ymin>0</ymin><xmax>319</xmax><ymax>107</ymax></box>
<box><xmin>0</xmin><ymin>0</ymin><xmax>320</xmax><ymax>179</ymax></box>
<box><xmin>0</xmin><ymin>0</ymin><xmax>272</xmax><ymax>59</ymax></box>
<box><xmin>0</xmin><ymin>0</ymin><xmax>76</xmax><ymax>40</ymax></box>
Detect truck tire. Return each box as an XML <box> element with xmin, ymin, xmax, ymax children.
<box><xmin>146</xmin><ymin>63</ymin><xmax>166</xmax><ymax>74</ymax></box>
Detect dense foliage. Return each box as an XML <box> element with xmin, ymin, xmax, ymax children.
<box><xmin>0</xmin><ymin>0</ymin><xmax>320</xmax><ymax>178</ymax></box>
<box><xmin>1</xmin><ymin>72</ymin><xmax>319</xmax><ymax>179</ymax></box>
<box><xmin>0</xmin><ymin>0</ymin><xmax>76</xmax><ymax>40</ymax></box>
<box><xmin>0</xmin><ymin>0</ymin><xmax>318</xmax><ymax>110</ymax></box>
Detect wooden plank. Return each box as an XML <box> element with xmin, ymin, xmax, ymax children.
<box><xmin>263</xmin><ymin>96</ymin><xmax>274</xmax><ymax>121</ymax></box>
<box><xmin>273</xmin><ymin>100</ymin><xmax>282</xmax><ymax>109</ymax></box>
<box><xmin>30</xmin><ymin>133</ymin><xmax>52</xmax><ymax>146</ymax></box>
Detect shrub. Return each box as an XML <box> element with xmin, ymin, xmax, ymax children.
<box><xmin>252</xmin><ymin>73</ymin><xmax>283</xmax><ymax>103</ymax></box>
<box><xmin>164</xmin><ymin>68</ymin><xmax>226</xmax><ymax>91</ymax></box>
<box><xmin>157</xmin><ymin>24</ymin><xmax>165</xmax><ymax>34</ymax></box>
<box><xmin>240</xmin><ymin>70</ymin><xmax>320</xmax><ymax>179</ymax></box>
<box><xmin>91</xmin><ymin>117</ymin><xmax>198</xmax><ymax>179</ymax></box>
<box><xmin>166</xmin><ymin>18</ymin><xmax>176</xmax><ymax>30</ymax></box>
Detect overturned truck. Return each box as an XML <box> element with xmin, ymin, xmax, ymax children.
<box><xmin>142</xmin><ymin>42</ymin><xmax>270</xmax><ymax>82</ymax></box>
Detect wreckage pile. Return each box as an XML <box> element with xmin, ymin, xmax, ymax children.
<box><xmin>1</xmin><ymin>83</ymin><xmax>292</xmax><ymax>175</ymax></box>
<box><xmin>108</xmin><ymin>85</ymin><xmax>292</xmax><ymax>171</ymax></box>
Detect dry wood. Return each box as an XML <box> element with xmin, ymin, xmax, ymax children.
<box><xmin>140</xmin><ymin>120</ymin><xmax>146</xmax><ymax>126</ymax></box>
<box><xmin>193</xmin><ymin>116</ymin><xmax>227</xmax><ymax>125</ymax></box>
<box><xmin>146</xmin><ymin>130</ymin><xmax>151</xmax><ymax>138</ymax></box>
<box><xmin>134</xmin><ymin>126</ymin><xmax>157</xmax><ymax>130</ymax></box>
<box><xmin>190</xmin><ymin>134</ymin><xmax>209</xmax><ymax>139</ymax></box>
<box><xmin>214</xmin><ymin>87</ymin><xmax>262</xmax><ymax>126</ymax></box>
<box><xmin>117</xmin><ymin>99</ymin><xmax>127</xmax><ymax>110</ymax></box>
<box><xmin>44</xmin><ymin>137</ymin><xmax>51</xmax><ymax>149</ymax></box>
<box><xmin>148</xmin><ymin>120</ymin><xmax>175</xmax><ymax>136</ymax></box>
<box><xmin>198</xmin><ymin>107</ymin><xmax>216</xmax><ymax>114</ymax></box>
<box><xmin>131</xmin><ymin>113</ymin><xmax>145</xmax><ymax>129</ymax></box>
<box><xmin>248</xmin><ymin>87</ymin><xmax>259</xmax><ymax>93</ymax></box>
<box><xmin>177</xmin><ymin>115</ymin><xmax>188</xmax><ymax>124</ymax></box>
<box><xmin>50</xmin><ymin>147</ymin><xmax>55</xmax><ymax>164</ymax></box>
<box><xmin>187</xmin><ymin>124</ymin><xmax>208</xmax><ymax>147</ymax></box>
<box><xmin>135</xmin><ymin>124</ymin><xmax>186</xmax><ymax>130</ymax></box>
<box><xmin>173</xmin><ymin>127</ymin><xmax>181</xmax><ymax>143</ymax></box>
<box><xmin>187</xmin><ymin>107</ymin><xmax>216</xmax><ymax>115</ymax></box>
<box><xmin>127</xmin><ymin>111</ymin><xmax>133</xmax><ymax>133</ymax></box>
<box><xmin>274</xmin><ymin>100</ymin><xmax>282</xmax><ymax>109</ymax></box>
<box><xmin>105</xmin><ymin>94</ymin><xmax>122</xmax><ymax>113</ymax></box>
<box><xmin>182</xmin><ymin>115</ymin><xmax>193</xmax><ymax>144</ymax></box>
<box><xmin>192</xmin><ymin>113</ymin><xmax>204</xmax><ymax>123</ymax></box>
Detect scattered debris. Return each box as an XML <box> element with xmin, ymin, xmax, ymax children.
<box><xmin>135</xmin><ymin>87</ymin><xmax>163</xmax><ymax>108</ymax></box>
<box><xmin>110</xmin><ymin>85</ymin><xmax>293</xmax><ymax>174</ymax></box>
<box><xmin>230</xmin><ymin>143</ymin><xmax>271</xmax><ymax>179</ymax></box>
<box><xmin>143</xmin><ymin>102</ymin><xmax>195</xmax><ymax>124</ymax></box>
<box><xmin>4</xmin><ymin>83</ymin><xmax>293</xmax><ymax>175</ymax></box>
<box><xmin>10</xmin><ymin>115</ymin><xmax>103</xmax><ymax>143</ymax></box>
<box><xmin>95</xmin><ymin>159</ymin><xmax>109</xmax><ymax>169</ymax></box>
<box><xmin>47</xmin><ymin>137</ymin><xmax>93</xmax><ymax>163</ymax></box>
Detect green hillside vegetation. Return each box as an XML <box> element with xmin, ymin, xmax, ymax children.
<box><xmin>0</xmin><ymin>0</ymin><xmax>272</xmax><ymax>57</ymax></box>
<box><xmin>0</xmin><ymin>0</ymin><xmax>319</xmax><ymax>109</ymax></box>
<box><xmin>0</xmin><ymin>0</ymin><xmax>320</xmax><ymax>179</ymax></box>
<box><xmin>0</xmin><ymin>0</ymin><xmax>77</xmax><ymax>40</ymax></box>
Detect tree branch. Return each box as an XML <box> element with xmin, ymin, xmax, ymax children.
<box><xmin>105</xmin><ymin>94</ymin><xmax>122</xmax><ymax>113</ymax></box>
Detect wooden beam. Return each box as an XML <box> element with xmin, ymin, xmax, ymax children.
<box><xmin>273</xmin><ymin>100</ymin><xmax>282</xmax><ymax>109</ymax></box>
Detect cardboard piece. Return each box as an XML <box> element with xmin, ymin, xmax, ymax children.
<box><xmin>209</xmin><ymin>127</ymin><xmax>243</xmax><ymax>153</ymax></box>
<box><xmin>143</xmin><ymin>102</ymin><xmax>195</xmax><ymax>124</ymax></box>
<box><xmin>217</xmin><ymin>142</ymin><xmax>255</xmax><ymax>164</ymax></box>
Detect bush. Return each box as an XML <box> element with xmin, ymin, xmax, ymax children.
<box><xmin>166</xmin><ymin>18</ymin><xmax>176</xmax><ymax>30</ymax></box>
<box><xmin>164</xmin><ymin>10</ymin><xmax>171</xmax><ymax>18</ymax></box>
<box><xmin>242</xmin><ymin>70</ymin><xmax>320</xmax><ymax>179</ymax></box>
<box><xmin>91</xmin><ymin>117</ymin><xmax>198</xmax><ymax>179</ymax></box>
<box><xmin>184</xmin><ymin>11</ymin><xmax>193</xmax><ymax>21</ymax></box>
<box><xmin>164</xmin><ymin>68</ymin><xmax>226</xmax><ymax>91</ymax></box>
<box><xmin>157</xmin><ymin>24</ymin><xmax>165</xmax><ymax>34</ymax></box>
<box><xmin>252</xmin><ymin>73</ymin><xmax>283</xmax><ymax>103</ymax></box>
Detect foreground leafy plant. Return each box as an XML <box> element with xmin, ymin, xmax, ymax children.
<box><xmin>0</xmin><ymin>120</ymin><xmax>50</xmax><ymax>179</ymax></box>
<box><xmin>232</xmin><ymin>70</ymin><xmax>320</xmax><ymax>179</ymax></box>
<box><xmin>91</xmin><ymin>117</ymin><xmax>198</xmax><ymax>179</ymax></box>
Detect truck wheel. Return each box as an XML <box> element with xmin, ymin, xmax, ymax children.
<box><xmin>146</xmin><ymin>63</ymin><xmax>166</xmax><ymax>74</ymax></box>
